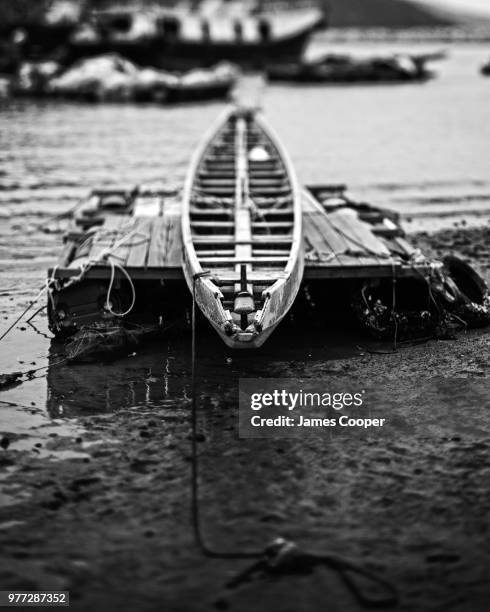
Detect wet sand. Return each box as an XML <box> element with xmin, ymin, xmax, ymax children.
<box><xmin>0</xmin><ymin>226</ymin><xmax>488</xmax><ymax>612</ymax></box>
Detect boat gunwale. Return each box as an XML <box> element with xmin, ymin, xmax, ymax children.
<box><xmin>253</xmin><ymin>111</ymin><xmax>302</xmax><ymax>288</ymax></box>
<box><xmin>181</xmin><ymin>105</ymin><xmax>233</xmax><ymax>293</ymax></box>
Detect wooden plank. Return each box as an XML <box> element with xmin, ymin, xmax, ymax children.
<box><xmin>303</xmin><ymin>211</ymin><xmax>347</xmax><ymax>255</ymax></box>
<box><xmin>109</xmin><ymin>217</ymin><xmax>139</xmax><ymax>266</ymax></box>
<box><xmin>313</xmin><ymin>209</ymin><xmax>383</xmax><ymax>269</ymax></box>
<box><xmin>193</xmin><ymin>236</ymin><xmax>292</xmax><ymax>245</ymax></box>
<box><xmin>190</xmin><ymin>207</ymin><xmax>293</xmax><ymax>216</ymax></box>
<box><xmin>249</xmin><ymin>186</ymin><xmax>291</xmax><ymax>195</ymax></box>
<box><xmin>393</xmin><ymin>236</ymin><xmax>418</xmax><ymax>257</ymax></box>
<box><xmin>196</xmin><ymin>250</ymin><xmax>235</xmax><ymax>257</ymax></box>
<box><xmin>252</xmin><ymin>222</ymin><xmax>293</xmax><ymax>229</ymax></box>
<box><xmin>235</xmin><ymin>117</ymin><xmax>253</xmax><ymax>295</ymax></box>
<box><xmin>147</xmin><ymin>203</ymin><xmax>182</xmax><ymax>268</ymax></box>
<box><xmin>87</xmin><ymin>215</ymin><xmax>128</xmax><ymax>263</ymax></box>
<box><xmin>147</xmin><ymin>217</ymin><xmax>169</xmax><ymax>268</ymax></box>
<box><xmin>215</xmin><ymin>271</ymin><xmax>287</xmax><ymax>284</ymax></box>
<box><xmin>199</xmin><ymin>257</ymin><xmax>289</xmax><ymax>264</ymax></box>
<box><xmin>126</xmin><ymin>217</ymin><xmax>153</xmax><ymax>268</ymax></box>
<box><xmin>162</xmin><ymin>207</ymin><xmax>183</xmax><ymax>269</ymax></box>
<box><xmin>304</xmin><ymin>264</ymin><xmax>400</xmax><ymax>280</ymax></box>
<box><xmin>301</xmin><ymin>190</ymin><xmax>353</xmax><ymax>267</ymax></box>
<box><xmin>303</xmin><ymin>210</ymin><xmax>359</xmax><ymax>269</ymax></box>
<box><xmin>50</xmin><ymin>260</ymin><xmax>438</xmax><ymax>282</ymax></box>
<box><xmin>51</xmin><ymin>266</ymin><xmax>182</xmax><ymax>281</ymax></box>
<box><xmin>327</xmin><ymin>208</ymin><xmax>392</xmax><ymax>261</ymax></box>
<box><xmin>191</xmin><ymin>221</ymin><xmax>234</xmax><ymax>228</ymax></box>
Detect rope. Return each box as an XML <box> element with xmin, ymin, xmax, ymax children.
<box><xmin>0</xmin><ymin>278</ymin><xmax>56</xmax><ymax>345</ymax></box>
<box><xmin>105</xmin><ymin>259</ymin><xmax>136</xmax><ymax>317</ymax></box>
<box><xmin>61</xmin><ymin>227</ymin><xmax>143</xmax><ymax>314</ymax></box>
<box><xmin>189</xmin><ymin>273</ymin><xmax>398</xmax><ymax>606</ymax></box>
<box><xmin>0</xmin><ymin>357</ymin><xmax>69</xmax><ymax>389</ymax></box>
<box><xmin>0</xmin><ymin>225</ymin><xmax>141</xmax><ymax>346</ymax></box>
<box><xmin>191</xmin><ymin>271</ymin><xmax>260</xmax><ymax>560</ymax></box>
<box><xmin>391</xmin><ymin>261</ymin><xmax>398</xmax><ymax>351</ymax></box>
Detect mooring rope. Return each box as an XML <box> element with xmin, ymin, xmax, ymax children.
<box><xmin>0</xmin><ymin>277</ymin><xmax>57</xmax><ymax>345</ymax></box>
<box><xmin>189</xmin><ymin>273</ymin><xmax>398</xmax><ymax>606</ymax></box>
<box><xmin>391</xmin><ymin>261</ymin><xmax>399</xmax><ymax>351</ymax></box>
<box><xmin>191</xmin><ymin>271</ymin><xmax>261</xmax><ymax>560</ymax></box>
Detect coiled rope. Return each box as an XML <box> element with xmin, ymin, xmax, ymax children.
<box><xmin>0</xmin><ymin>226</ymin><xmax>141</xmax><ymax>348</ymax></box>
<box><xmin>105</xmin><ymin>258</ymin><xmax>136</xmax><ymax>318</ymax></box>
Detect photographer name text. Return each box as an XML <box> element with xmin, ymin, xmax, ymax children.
<box><xmin>249</xmin><ymin>389</ymin><xmax>386</xmax><ymax>429</ymax></box>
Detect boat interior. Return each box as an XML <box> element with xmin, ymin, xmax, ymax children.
<box><xmin>189</xmin><ymin>109</ymin><xmax>297</xmax><ymax>334</ymax></box>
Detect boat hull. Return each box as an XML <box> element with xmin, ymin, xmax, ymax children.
<box><xmin>182</xmin><ymin>107</ymin><xmax>304</xmax><ymax>348</ymax></box>
<box><xmin>67</xmin><ymin>32</ymin><xmax>312</xmax><ymax>71</ymax></box>
<box><xmin>4</xmin><ymin>8</ymin><xmax>326</xmax><ymax>73</ymax></box>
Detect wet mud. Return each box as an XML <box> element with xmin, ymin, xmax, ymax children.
<box><xmin>0</xmin><ymin>227</ymin><xmax>488</xmax><ymax>611</ymax></box>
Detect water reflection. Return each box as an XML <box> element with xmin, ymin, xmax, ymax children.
<box><xmin>45</xmin><ymin>293</ymin><xmax>362</xmax><ymax>418</ymax></box>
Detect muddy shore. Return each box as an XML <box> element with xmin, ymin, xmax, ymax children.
<box><xmin>0</xmin><ymin>226</ymin><xmax>489</xmax><ymax>612</ymax></box>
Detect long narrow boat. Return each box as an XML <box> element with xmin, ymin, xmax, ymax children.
<box><xmin>182</xmin><ymin>106</ymin><xmax>304</xmax><ymax>348</ymax></box>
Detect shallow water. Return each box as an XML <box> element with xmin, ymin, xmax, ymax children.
<box><xmin>0</xmin><ymin>41</ymin><xmax>489</xmax><ymax>445</ymax></box>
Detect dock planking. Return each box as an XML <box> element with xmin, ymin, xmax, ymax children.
<box><xmin>301</xmin><ymin>189</ymin><xmax>398</xmax><ymax>275</ymax></box>
<box><xmin>52</xmin><ymin>187</ymin><xmax>430</xmax><ymax>282</ymax></box>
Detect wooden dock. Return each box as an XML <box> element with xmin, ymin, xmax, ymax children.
<box><xmin>51</xmin><ymin>184</ymin><xmax>434</xmax><ymax>282</ymax></box>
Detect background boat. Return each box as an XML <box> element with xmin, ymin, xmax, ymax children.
<box><xmin>0</xmin><ymin>1</ymin><xmax>327</xmax><ymax>72</ymax></box>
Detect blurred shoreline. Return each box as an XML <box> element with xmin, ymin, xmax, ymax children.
<box><xmin>315</xmin><ymin>25</ymin><xmax>490</xmax><ymax>43</ymax></box>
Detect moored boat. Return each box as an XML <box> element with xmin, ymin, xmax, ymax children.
<box><xmin>267</xmin><ymin>51</ymin><xmax>446</xmax><ymax>83</ymax></box>
<box><xmin>1</xmin><ymin>2</ymin><xmax>327</xmax><ymax>73</ymax></box>
<box><xmin>181</xmin><ymin>106</ymin><xmax>304</xmax><ymax>348</ymax></box>
<box><xmin>68</xmin><ymin>3</ymin><xmax>326</xmax><ymax>71</ymax></box>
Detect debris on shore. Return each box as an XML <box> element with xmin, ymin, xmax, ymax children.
<box><xmin>65</xmin><ymin>322</ymin><xmax>160</xmax><ymax>363</ymax></box>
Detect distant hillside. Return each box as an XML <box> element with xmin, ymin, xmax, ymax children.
<box><xmin>326</xmin><ymin>0</ymin><xmax>455</xmax><ymax>28</ymax></box>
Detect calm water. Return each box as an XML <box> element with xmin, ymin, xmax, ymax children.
<box><xmin>1</xmin><ymin>43</ymin><xmax>489</xmax><ymax>227</ymax></box>
<box><xmin>0</xmin><ymin>41</ymin><xmax>489</xmax><ymax>426</ymax></box>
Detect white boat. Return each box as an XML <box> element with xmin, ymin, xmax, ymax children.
<box><xmin>182</xmin><ymin>106</ymin><xmax>304</xmax><ymax>348</ymax></box>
